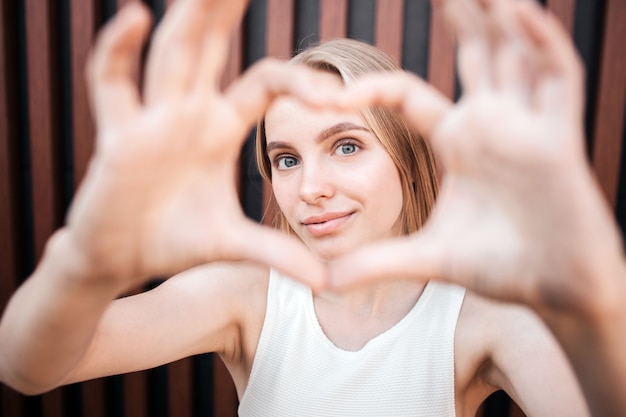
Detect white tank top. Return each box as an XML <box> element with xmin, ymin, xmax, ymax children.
<box><xmin>238</xmin><ymin>270</ymin><xmax>465</xmax><ymax>416</ymax></box>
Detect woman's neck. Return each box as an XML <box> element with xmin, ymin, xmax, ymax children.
<box><xmin>312</xmin><ymin>280</ymin><xmax>427</xmax><ymax>351</ymax></box>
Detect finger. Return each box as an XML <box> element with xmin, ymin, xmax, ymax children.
<box><xmin>189</xmin><ymin>31</ymin><xmax>231</xmax><ymax>96</ymax></box>
<box><xmin>230</xmin><ymin>221</ymin><xmax>328</xmax><ymax>291</ymax></box>
<box><xmin>327</xmin><ymin>234</ymin><xmax>449</xmax><ymax>291</ymax></box>
<box><xmin>444</xmin><ymin>0</ymin><xmax>492</xmax><ymax>94</ymax></box>
<box><xmin>144</xmin><ymin>0</ymin><xmax>248</xmax><ymax>104</ymax></box>
<box><xmin>514</xmin><ymin>1</ymin><xmax>584</xmax><ymax>117</ymax></box>
<box><xmin>327</xmin><ymin>231</ymin><xmax>527</xmax><ymax>302</ymax></box>
<box><xmin>191</xmin><ymin>1</ymin><xmax>249</xmax><ymax>95</ymax></box>
<box><xmin>87</xmin><ymin>3</ymin><xmax>149</xmax><ymax>129</ymax></box>
<box><xmin>444</xmin><ymin>0</ymin><xmax>489</xmax><ymax>40</ymax></box>
<box><xmin>333</xmin><ymin>72</ymin><xmax>452</xmax><ymax>139</ymax></box>
<box><xmin>488</xmin><ymin>1</ymin><xmax>535</xmax><ymax>99</ymax></box>
<box><xmin>224</xmin><ymin>59</ymin><xmax>344</xmax><ymax>128</ymax></box>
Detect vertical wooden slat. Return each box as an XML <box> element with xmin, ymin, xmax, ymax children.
<box><xmin>1</xmin><ymin>386</ymin><xmax>23</xmax><ymax>417</ymax></box>
<box><xmin>41</xmin><ymin>389</ymin><xmax>64</xmax><ymax>417</ymax></box>
<box><xmin>320</xmin><ymin>0</ymin><xmax>348</xmax><ymax>41</ymax></box>
<box><xmin>124</xmin><ymin>372</ymin><xmax>148</xmax><ymax>417</ymax></box>
<box><xmin>0</xmin><ymin>0</ymin><xmax>19</xmax><ymax>317</ymax></box>
<box><xmin>70</xmin><ymin>0</ymin><xmax>96</xmax><ymax>187</ymax></box>
<box><xmin>546</xmin><ymin>0</ymin><xmax>575</xmax><ymax>34</ymax></box>
<box><xmin>427</xmin><ymin>0</ymin><xmax>456</xmax><ymax>100</ymax></box>
<box><xmin>121</xmin><ymin>348</ymin><xmax>147</xmax><ymax>416</ymax></box>
<box><xmin>267</xmin><ymin>0</ymin><xmax>295</xmax><ymax>59</ymax></box>
<box><xmin>591</xmin><ymin>0</ymin><xmax>626</xmax><ymax>207</ymax></box>
<box><xmin>213</xmin><ymin>356</ymin><xmax>239</xmax><ymax>417</ymax></box>
<box><xmin>0</xmin><ymin>0</ymin><xmax>25</xmax><ymax>413</ymax></box>
<box><xmin>169</xmin><ymin>358</ymin><xmax>192</xmax><ymax>417</ymax></box>
<box><xmin>374</xmin><ymin>0</ymin><xmax>404</xmax><ymax>65</ymax></box>
<box><xmin>81</xmin><ymin>379</ymin><xmax>105</xmax><ymax>417</ymax></box>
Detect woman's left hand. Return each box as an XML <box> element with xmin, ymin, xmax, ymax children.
<box><xmin>327</xmin><ymin>0</ymin><xmax>624</xmax><ymax>314</ymax></box>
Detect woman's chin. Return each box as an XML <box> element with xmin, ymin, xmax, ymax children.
<box><xmin>309</xmin><ymin>243</ymin><xmax>353</xmax><ymax>263</ymax></box>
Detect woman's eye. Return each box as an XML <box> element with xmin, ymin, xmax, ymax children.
<box><xmin>335</xmin><ymin>142</ymin><xmax>359</xmax><ymax>156</ymax></box>
<box><xmin>276</xmin><ymin>156</ymin><xmax>299</xmax><ymax>170</ymax></box>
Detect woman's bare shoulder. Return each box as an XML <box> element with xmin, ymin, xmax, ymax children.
<box><xmin>455</xmin><ymin>292</ymin><xmax>587</xmax><ymax>417</ymax></box>
<box><xmin>455</xmin><ymin>292</ymin><xmax>554</xmax><ymax>379</ymax></box>
<box><xmin>164</xmin><ymin>261</ymin><xmax>271</xmax><ymax>319</ymax></box>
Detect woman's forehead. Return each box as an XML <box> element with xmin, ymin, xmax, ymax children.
<box><xmin>264</xmin><ymin>100</ymin><xmax>368</xmax><ymax>143</ymax></box>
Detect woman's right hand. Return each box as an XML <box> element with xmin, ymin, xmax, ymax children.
<box><xmin>65</xmin><ymin>0</ymin><xmax>331</xmax><ymax>291</ymax></box>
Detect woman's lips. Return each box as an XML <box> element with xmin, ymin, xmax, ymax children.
<box><xmin>302</xmin><ymin>212</ymin><xmax>354</xmax><ymax>237</ymax></box>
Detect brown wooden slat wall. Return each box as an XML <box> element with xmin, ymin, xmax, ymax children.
<box><xmin>427</xmin><ymin>0</ymin><xmax>455</xmax><ymax>99</ymax></box>
<box><xmin>0</xmin><ymin>1</ymin><xmax>624</xmax><ymax>416</ymax></box>
<box><xmin>320</xmin><ymin>0</ymin><xmax>348</xmax><ymax>41</ymax></box>
<box><xmin>375</xmin><ymin>0</ymin><xmax>404</xmax><ymax>65</ymax></box>
<box><xmin>591</xmin><ymin>0</ymin><xmax>626</xmax><ymax>207</ymax></box>
<box><xmin>0</xmin><ymin>0</ymin><xmax>18</xmax><ymax>315</ymax></box>
<box><xmin>0</xmin><ymin>0</ymin><xmax>25</xmax><ymax>415</ymax></box>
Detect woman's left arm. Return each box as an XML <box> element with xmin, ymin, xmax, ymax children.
<box><xmin>479</xmin><ymin>299</ymin><xmax>590</xmax><ymax>417</ymax></box>
<box><xmin>328</xmin><ymin>1</ymin><xmax>626</xmax><ymax>414</ymax></box>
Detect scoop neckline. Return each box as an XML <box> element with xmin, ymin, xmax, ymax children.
<box><xmin>304</xmin><ymin>281</ymin><xmax>434</xmax><ymax>354</ymax></box>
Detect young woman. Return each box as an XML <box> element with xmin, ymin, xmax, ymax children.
<box><xmin>243</xmin><ymin>38</ymin><xmax>587</xmax><ymax>416</ymax></box>
<box><xmin>0</xmin><ymin>0</ymin><xmax>591</xmax><ymax>416</ymax></box>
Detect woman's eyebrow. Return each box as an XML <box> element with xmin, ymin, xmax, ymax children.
<box><xmin>316</xmin><ymin>122</ymin><xmax>371</xmax><ymax>143</ymax></box>
<box><xmin>265</xmin><ymin>141</ymin><xmax>292</xmax><ymax>155</ymax></box>
<box><xmin>265</xmin><ymin>122</ymin><xmax>371</xmax><ymax>155</ymax></box>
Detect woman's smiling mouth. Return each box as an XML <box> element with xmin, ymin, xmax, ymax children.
<box><xmin>302</xmin><ymin>212</ymin><xmax>355</xmax><ymax>237</ymax></box>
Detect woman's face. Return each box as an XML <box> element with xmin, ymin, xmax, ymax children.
<box><xmin>264</xmin><ymin>78</ymin><xmax>404</xmax><ymax>261</ymax></box>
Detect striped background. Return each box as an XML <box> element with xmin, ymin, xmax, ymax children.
<box><xmin>1</xmin><ymin>0</ymin><xmax>624</xmax><ymax>416</ymax></box>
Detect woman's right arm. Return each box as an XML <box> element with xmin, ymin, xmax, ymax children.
<box><xmin>0</xmin><ymin>0</ymin><xmax>334</xmax><ymax>394</ymax></box>
<box><xmin>0</xmin><ymin>236</ymin><xmax>265</xmax><ymax>394</ymax></box>
<box><xmin>0</xmin><ymin>230</ymin><xmax>126</xmax><ymax>394</ymax></box>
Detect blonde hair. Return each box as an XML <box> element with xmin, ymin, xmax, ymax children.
<box><xmin>255</xmin><ymin>38</ymin><xmax>438</xmax><ymax>235</ymax></box>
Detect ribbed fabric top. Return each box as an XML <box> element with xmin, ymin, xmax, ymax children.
<box><xmin>238</xmin><ymin>270</ymin><xmax>465</xmax><ymax>416</ymax></box>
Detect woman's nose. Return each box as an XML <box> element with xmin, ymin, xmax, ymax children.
<box><xmin>298</xmin><ymin>160</ymin><xmax>335</xmax><ymax>204</ymax></box>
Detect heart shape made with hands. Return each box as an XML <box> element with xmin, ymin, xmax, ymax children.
<box><xmin>67</xmin><ymin>0</ymin><xmax>618</xmax><ymax>318</ymax></box>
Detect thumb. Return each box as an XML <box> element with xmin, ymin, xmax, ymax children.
<box><xmin>230</xmin><ymin>221</ymin><xmax>328</xmax><ymax>291</ymax></box>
